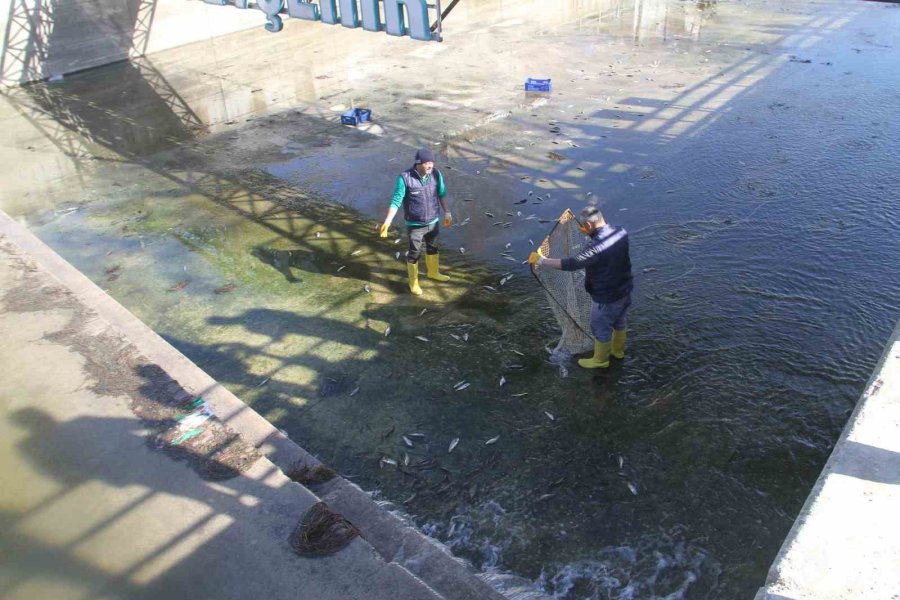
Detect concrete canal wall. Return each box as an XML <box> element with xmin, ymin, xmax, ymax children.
<box><xmin>0</xmin><ymin>0</ymin><xmax>260</xmax><ymax>85</ymax></box>
<box><xmin>755</xmin><ymin>321</ymin><xmax>900</xmax><ymax>599</ymax></box>
<box><xmin>0</xmin><ymin>207</ymin><xmax>515</xmax><ymax>600</ymax></box>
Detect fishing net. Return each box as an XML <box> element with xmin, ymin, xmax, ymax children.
<box><xmin>289</xmin><ymin>502</ymin><xmax>360</xmax><ymax>556</ymax></box>
<box><xmin>287</xmin><ymin>463</ymin><xmax>337</xmax><ymax>486</ymax></box>
<box><xmin>532</xmin><ymin>209</ymin><xmax>594</xmax><ymax>356</ymax></box>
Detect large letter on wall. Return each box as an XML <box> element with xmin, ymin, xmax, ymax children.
<box><xmin>359</xmin><ymin>0</ymin><xmax>381</xmax><ymax>32</ymax></box>
<box><xmin>287</xmin><ymin>0</ymin><xmax>321</xmax><ymax>22</ymax></box>
<box><xmin>257</xmin><ymin>0</ymin><xmax>285</xmax><ymax>31</ymax></box>
<box><xmin>383</xmin><ymin>0</ymin><xmax>431</xmax><ymax>41</ymax></box>
<box><xmin>316</xmin><ymin>0</ymin><xmax>358</xmax><ymax>26</ymax></box>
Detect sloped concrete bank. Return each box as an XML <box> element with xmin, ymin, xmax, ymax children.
<box><xmin>0</xmin><ymin>208</ymin><xmax>520</xmax><ymax>600</ymax></box>
<box><xmin>755</xmin><ymin>321</ymin><xmax>900</xmax><ymax>599</ymax></box>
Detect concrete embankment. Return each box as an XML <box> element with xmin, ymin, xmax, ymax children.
<box><xmin>755</xmin><ymin>321</ymin><xmax>900</xmax><ymax>599</ymax></box>
<box><xmin>0</xmin><ymin>208</ymin><xmax>513</xmax><ymax>600</ymax></box>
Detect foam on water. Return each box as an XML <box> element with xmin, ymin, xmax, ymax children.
<box><xmin>536</xmin><ymin>532</ymin><xmax>717</xmax><ymax>600</ymax></box>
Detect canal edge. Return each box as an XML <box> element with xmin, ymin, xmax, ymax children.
<box><xmin>755</xmin><ymin>319</ymin><xmax>900</xmax><ymax>599</ymax></box>
<box><xmin>0</xmin><ymin>208</ymin><xmax>515</xmax><ymax>600</ymax></box>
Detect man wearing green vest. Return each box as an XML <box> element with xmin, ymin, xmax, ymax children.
<box><xmin>378</xmin><ymin>148</ymin><xmax>452</xmax><ymax>295</ymax></box>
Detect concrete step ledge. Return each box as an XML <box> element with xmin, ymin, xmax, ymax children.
<box><xmin>0</xmin><ymin>209</ymin><xmax>510</xmax><ymax>600</ymax></box>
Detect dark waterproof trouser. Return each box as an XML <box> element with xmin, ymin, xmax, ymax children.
<box><xmin>589</xmin><ymin>293</ymin><xmax>631</xmax><ymax>342</ymax></box>
<box><xmin>407</xmin><ymin>222</ymin><xmax>440</xmax><ymax>263</ymax></box>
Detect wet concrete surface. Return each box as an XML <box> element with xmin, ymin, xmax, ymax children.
<box><xmin>2</xmin><ymin>0</ymin><xmax>900</xmax><ymax>598</ymax></box>
<box><xmin>0</xmin><ymin>231</ymin><xmax>445</xmax><ymax>600</ymax></box>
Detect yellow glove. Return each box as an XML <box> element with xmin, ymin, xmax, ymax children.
<box><xmin>527</xmin><ymin>248</ymin><xmax>545</xmax><ymax>265</ymax></box>
<box><xmin>443</xmin><ymin>212</ymin><xmax>452</xmax><ymax>228</ymax></box>
<box><xmin>378</xmin><ymin>223</ymin><xmax>390</xmax><ymax>238</ymax></box>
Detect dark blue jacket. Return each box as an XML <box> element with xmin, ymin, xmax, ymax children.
<box><xmin>560</xmin><ymin>224</ymin><xmax>633</xmax><ymax>304</ymax></box>
<box><xmin>400</xmin><ymin>167</ymin><xmax>442</xmax><ymax>225</ymax></box>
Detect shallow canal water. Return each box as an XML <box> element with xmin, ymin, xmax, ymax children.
<box><xmin>2</xmin><ymin>0</ymin><xmax>899</xmax><ymax>598</ymax></box>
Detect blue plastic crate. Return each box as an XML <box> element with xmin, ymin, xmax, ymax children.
<box><xmin>341</xmin><ymin>108</ymin><xmax>372</xmax><ymax>126</ymax></box>
<box><xmin>525</xmin><ymin>78</ymin><xmax>552</xmax><ymax>92</ymax></box>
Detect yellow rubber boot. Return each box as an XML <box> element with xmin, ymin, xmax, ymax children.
<box><xmin>611</xmin><ymin>329</ymin><xmax>626</xmax><ymax>359</ymax></box>
<box><xmin>407</xmin><ymin>262</ymin><xmax>423</xmax><ymax>295</ymax></box>
<box><xmin>578</xmin><ymin>340</ymin><xmax>611</xmax><ymax>369</ymax></box>
<box><xmin>425</xmin><ymin>254</ymin><xmax>450</xmax><ymax>282</ymax></box>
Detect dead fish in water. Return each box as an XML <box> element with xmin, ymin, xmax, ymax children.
<box><xmin>364</xmin><ymin>284</ymin><xmax>372</xmax><ymax>293</ymax></box>
<box><xmin>418</xmin><ymin>308</ymin><xmax>427</xmax><ymax>317</ymax></box>
<box><xmin>463</xmin><ymin>333</ymin><xmax>469</xmax><ymax>342</ymax></box>
<box><xmin>505</xmin><ymin>242</ymin><xmax>512</xmax><ymax>249</ymax></box>
<box><xmin>499</xmin><ymin>376</ymin><xmax>507</xmax><ymax>387</ymax></box>
<box><xmin>450</xmin><ymin>334</ymin><xmax>461</xmax><ymax>341</ymax></box>
<box><xmin>350</xmin><ymin>249</ymin><xmax>362</xmax><ymax>256</ymax></box>
<box><xmin>257</xmin><ymin>377</ymin><xmax>270</xmax><ymax>387</ymax></box>
<box><xmin>336</xmin><ymin>265</ymin><xmax>347</xmax><ymax>273</ymax></box>
<box><xmin>395</xmin><ymin>251</ymin><xmax>401</xmax><ymax>260</ymax></box>
<box><xmin>528</xmin><ymin>239</ymin><xmax>534</xmax><ymax>246</ymax></box>
<box><xmin>407</xmin><ymin>433</ymin><xmax>426</xmax><ymax>438</ymax></box>
<box><xmin>627</xmin><ymin>482</ymin><xmax>638</xmax><ymax>495</ymax></box>
<box><xmin>167</xmin><ymin>280</ymin><xmax>189</xmax><ymax>292</ymax></box>
<box><xmin>380</xmin><ymin>457</ymin><xmax>398</xmax><ymax>467</ymax></box>
<box><xmin>448</xmin><ymin>437</ymin><xmax>460</xmax><ymax>453</ymax></box>
<box><xmin>394</xmin><ymin>238</ymin><xmax>402</xmax><ymax>244</ymax></box>
<box><xmin>349</xmin><ymin>386</ymin><xmax>360</xmax><ymax>397</ymax></box>
<box><xmin>455</xmin><ymin>383</ymin><xmax>471</xmax><ymax>391</ymax></box>
<box><xmin>402</xmin><ymin>436</ymin><xmax>414</xmax><ymax>447</ymax></box>
<box><xmin>315</xmin><ymin>232</ymin><xmax>321</xmax><ymax>238</ymax></box>
<box><xmin>512</xmin><ymin>350</ymin><xmax>525</xmax><ymax>356</ymax></box>
<box><xmin>384</xmin><ymin>325</ymin><xmax>392</xmax><ymax>337</ymax></box>
<box><xmin>404</xmin><ymin>453</ymin><xmax>410</xmax><ymax>466</ymax></box>
<box><xmin>544</xmin><ymin>411</ymin><xmax>556</xmax><ymax>421</ymax></box>
<box><xmin>485</xmin><ymin>435</ymin><xmax>500</xmax><ymax>445</ymax></box>
<box><xmin>484</xmin><ymin>211</ymin><xmax>495</xmax><ymax>218</ymax></box>
<box><xmin>537</xmin><ymin>493</ymin><xmax>556</xmax><ymax>502</ymax></box>
<box><xmin>453</xmin><ymin>379</ymin><xmax>467</xmax><ymax>389</ymax></box>
<box><xmin>618</xmin><ymin>455</ymin><xmax>624</xmax><ymax>469</ymax></box>
<box><xmin>514</xmin><ymin>198</ymin><xmax>528</xmax><ymax>205</ymax></box>
<box><xmin>505</xmin><ymin>212</ymin><xmax>515</xmax><ymax>217</ymax></box>
<box><xmin>482</xmin><ymin>285</ymin><xmax>497</xmax><ymax>292</ymax></box>
<box><xmin>511</xmin><ymin>392</ymin><xmax>528</xmax><ymax>398</ymax></box>
<box><xmin>214</xmin><ymin>283</ymin><xmax>237</xmax><ymax>294</ymax></box>
<box><xmin>550</xmin><ymin>476</ymin><xmax>566</xmax><ymax>487</ymax></box>
<box><xmin>459</xmin><ymin>247</ymin><xmax>466</xmax><ymax>254</ymax></box>
<box><xmin>415</xmin><ymin>335</ymin><xmax>430</xmax><ymax>342</ymax></box>
<box><xmin>586</xmin><ymin>191</ymin><xmax>593</xmax><ymax>197</ymax></box>
<box><xmin>642</xmin><ymin>267</ymin><xmax>657</xmax><ymax>274</ymax></box>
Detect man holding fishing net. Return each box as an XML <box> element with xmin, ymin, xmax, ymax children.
<box><xmin>529</xmin><ymin>207</ymin><xmax>633</xmax><ymax>369</ymax></box>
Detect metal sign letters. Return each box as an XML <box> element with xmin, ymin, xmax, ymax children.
<box><xmin>204</xmin><ymin>0</ymin><xmax>434</xmax><ymax>41</ymax></box>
